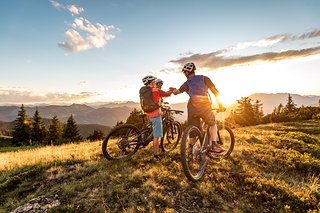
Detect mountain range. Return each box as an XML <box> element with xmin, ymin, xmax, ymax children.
<box><xmin>249</xmin><ymin>93</ymin><xmax>320</xmax><ymax>113</ymax></box>
<box><xmin>0</xmin><ymin>93</ymin><xmax>319</xmax><ymax>128</ymax></box>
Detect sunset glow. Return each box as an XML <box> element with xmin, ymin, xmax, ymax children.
<box><xmin>0</xmin><ymin>1</ymin><xmax>319</xmax><ymax>105</ymax></box>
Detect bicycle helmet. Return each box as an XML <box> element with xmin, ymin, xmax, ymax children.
<box><xmin>155</xmin><ymin>79</ymin><xmax>163</xmax><ymax>87</ymax></box>
<box><xmin>182</xmin><ymin>62</ymin><xmax>196</xmax><ymax>73</ymax></box>
<box><xmin>142</xmin><ymin>75</ymin><xmax>157</xmax><ymax>85</ymax></box>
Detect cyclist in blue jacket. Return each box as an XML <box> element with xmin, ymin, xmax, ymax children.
<box><xmin>172</xmin><ymin>62</ymin><xmax>225</xmax><ymax>153</ymax></box>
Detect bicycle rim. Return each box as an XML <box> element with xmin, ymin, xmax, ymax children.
<box><xmin>102</xmin><ymin>124</ymin><xmax>141</xmax><ymax>160</ymax></box>
<box><xmin>161</xmin><ymin>121</ymin><xmax>181</xmax><ymax>152</ymax></box>
<box><xmin>214</xmin><ymin>125</ymin><xmax>235</xmax><ymax>158</ymax></box>
<box><xmin>181</xmin><ymin>126</ymin><xmax>207</xmax><ymax>182</ymax></box>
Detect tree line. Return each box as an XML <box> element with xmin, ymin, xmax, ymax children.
<box><xmin>11</xmin><ymin>104</ymin><xmax>104</xmax><ymax>146</ymax></box>
<box><xmin>226</xmin><ymin>94</ymin><xmax>320</xmax><ymax>127</ymax></box>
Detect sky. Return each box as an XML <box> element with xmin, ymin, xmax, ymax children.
<box><xmin>0</xmin><ymin>0</ymin><xmax>320</xmax><ymax>106</ymax></box>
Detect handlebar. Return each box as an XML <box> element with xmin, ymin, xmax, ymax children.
<box><xmin>161</xmin><ymin>106</ymin><xmax>184</xmax><ymax>115</ymax></box>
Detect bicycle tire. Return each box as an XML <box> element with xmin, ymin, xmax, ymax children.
<box><xmin>102</xmin><ymin>124</ymin><xmax>141</xmax><ymax>160</ymax></box>
<box><xmin>181</xmin><ymin>125</ymin><xmax>207</xmax><ymax>182</ymax></box>
<box><xmin>213</xmin><ymin>125</ymin><xmax>235</xmax><ymax>159</ymax></box>
<box><xmin>160</xmin><ymin>121</ymin><xmax>182</xmax><ymax>152</ymax></box>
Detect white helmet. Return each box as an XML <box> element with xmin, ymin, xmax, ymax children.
<box><xmin>182</xmin><ymin>62</ymin><xmax>196</xmax><ymax>73</ymax></box>
<box><xmin>142</xmin><ymin>75</ymin><xmax>157</xmax><ymax>85</ymax></box>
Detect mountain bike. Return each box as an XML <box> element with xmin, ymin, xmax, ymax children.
<box><xmin>180</xmin><ymin>109</ymin><xmax>235</xmax><ymax>182</ymax></box>
<box><xmin>102</xmin><ymin>108</ymin><xmax>183</xmax><ymax>160</ymax></box>
<box><xmin>160</xmin><ymin>104</ymin><xmax>184</xmax><ymax>152</ymax></box>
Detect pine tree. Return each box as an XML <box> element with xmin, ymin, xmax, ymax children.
<box><xmin>126</xmin><ymin>108</ymin><xmax>143</xmax><ymax>124</ymax></box>
<box><xmin>253</xmin><ymin>100</ymin><xmax>264</xmax><ymax>123</ymax></box>
<box><xmin>235</xmin><ymin>97</ymin><xmax>256</xmax><ymax>126</ymax></box>
<box><xmin>62</xmin><ymin>115</ymin><xmax>82</xmax><ymax>142</ymax></box>
<box><xmin>126</xmin><ymin>108</ymin><xmax>144</xmax><ymax>128</ymax></box>
<box><xmin>86</xmin><ymin>130</ymin><xmax>105</xmax><ymax>141</ymax></box>
<box><xmin>12</xmin><ymin>104</ymin><xmax>31</xmax><ymax>146</ymax></box>
<box><xmin>276</xmin><ymin>103</ymin><xmax>284</xmax><ymax>115</ymax></box>
<box><xmin>48</xmin><ymin>115</ymin><xmax>62</xmax><ymax>145</ymax></box>
<box><xmin>31</xmin><ymin>107</ymin><xmax>46</xmax><ymax>144</ymax></box>
<box><xmin>285</xmin><ymin>94</ymin><xmax>296</xmax><ymax>112</ymax></box>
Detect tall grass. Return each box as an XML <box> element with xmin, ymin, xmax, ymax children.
<box><xmin>0</xmin><ymin>141</ymin><xmax>101</xmax><ymax>171</ymax></box>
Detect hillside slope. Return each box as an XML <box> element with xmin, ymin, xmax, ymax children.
<box><xmin>0</xmin><ymin>121</ymin><xmax>319</xmax><ymax>212</ymax></box>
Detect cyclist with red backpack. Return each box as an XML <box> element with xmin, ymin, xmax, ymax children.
<box><xmin>172</xmin><ymin>62</ymin><xmax>226</xmax><ymax>153</ymax></box>
<box><xmin>140</xmin><ymin>75</ymin><xmax>173</xmax><ymax>162</ymax></box>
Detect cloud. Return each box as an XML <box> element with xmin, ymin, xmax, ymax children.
<box><xmin>230</xmin><ymin>29</ymin><xmax>320</xmax><ymax>51</ymax></box>
<box><xmin>67</xmin><ymin>5</ymin><xmax>84</xmax><ymax>16</ymax></box>
<box><xmin>168</xmin><ymin>29</ymin><xmax>320</xmax><ymax>72</ymax></box>
<box><xmin>170</xmin><ymin>46</ymin><xmax>320</xmax><ymax>71</ymax></box>
<box><xmin>59</xmin><ymin>18</ymin><xmax>118</xmax><ymax>53</ymax></box>
<box><xmin>58</xmin><ymin>29</ymin><xmax>91</xmax><ymax>52</ymax></box>
<box><xmin>78</xmin><ymin>81</ymin><xmax>88</xmax><ymax>87</ymax></box>
<box><xmin>0</xmin><ymin>87</ymin><xmax>100</xmax><ymax>104</ymax></box>
<box><xmin>50</xmin><ymin>0</ymin><xmax>64</xmax><ymax>9</ymax></box>
<box><xmin>50</xmin><ymin>0</ymin><xmax>84</xmax><ymax>16</ymax></box>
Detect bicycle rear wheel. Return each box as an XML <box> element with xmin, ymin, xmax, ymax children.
<box><xmin>102</xmin><ymin>124</ymin><xmax>141</xmax><ymax>160</ymax></box>
<box><xmin>181</xmin><ymin>125</ymin><xmax>207</xmax><ymax>182</ymax></box>
<box><xmin>213</xmin><ymin>125</ymin><xmax>235</xmax><ymax>159</ymax></box>
<box><xmin>160</xmin><ymin>121</ymin><xmax>182</xmax><ymax>152</ymax></box>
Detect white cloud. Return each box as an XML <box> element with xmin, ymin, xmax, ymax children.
<box><xmin>58</xmin><ymin>29</ymin><xmax>91</xmax><ymax>52</ymax></box>
<box><xmin>168</xmin><ymin>28</ymin><xmax>320</xmax><ymax>72</ymax></box>
<box><xmin>78</xmin><ymin>81</ymin><xmax>88</xmax><ymax>87</ymax></box>
<box><xmin>50</xmin><ymin>0</ymin><xmax>64</xmax><ymax>9</ymax></box>
<box><xmin>0</xmin><ymin>87</ymin><xmax>100</xmax><ymax>104</ymax></box>
<box><xmin>67</xmin><ymin>5</ymin><xmax>84</xmax><ymax>16</ymax></box>
<box><xmin>50</xmin><ymin>0</ymin><xmax>84</xmax><ymax>16</ymax></box>
<box><xmin>59</xmin><ymin>18</ymin><xmax>118</xmax><ymax>53</ymax></box>
<box><xmin>231</xmin><ymin>35</ymin><xmax>287</xmax><ymax>50</ymax></box>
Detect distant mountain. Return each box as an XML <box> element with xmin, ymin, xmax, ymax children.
<box><xmin>0</xmin><ymin>104</ymin><xmax>132</xmax><ymax>127</ymax></box>
<box><xmin>0</xmin><ymin>93</ymin><xmax>318</xmax><ymax>128</ymax></box>
<box><xmin>249</xmin><ymin>93</ymin><xmax>320</xmax><ymax>113</ymax></box>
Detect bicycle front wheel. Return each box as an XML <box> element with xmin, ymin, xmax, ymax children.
<box><xmin>102</xmin><ymin>124</ymin><xmax>141</xmax><ymax>160</ymax></box>
<box><xmin>160</xmin><ymin>121</ymin><xmax>182</xmax><ymax>152</ymax></box>
<box><xmin>181</xmin><ymin>125</ymin><xmax>207</xmax><ymax>182</ymax></box>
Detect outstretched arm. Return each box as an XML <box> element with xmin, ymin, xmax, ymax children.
<box><xmin>204</xmin><ymin>77</ymin><xmax>225</xmax><ymax>111</ymax></box>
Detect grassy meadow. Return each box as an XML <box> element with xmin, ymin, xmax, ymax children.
<box><xmin>1</xmin><ymin>121</ymin><xmax>320</xmax><ymax>212</ymax></box>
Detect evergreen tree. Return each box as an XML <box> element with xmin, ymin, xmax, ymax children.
<box><xmin>31</xmin><ymin>107</ymin><xmax>46</xmax><ymax>144</ymax></box>
<box><xmin>284</xmin><ymin>94</ymin><xmax>296</xmax><ymax>112</ymax></box>
<box><xmin>62</xmin><ymin>115</ymin><xmax>82</xmax><ymax>142</ymax></box>
<box><xmin>126</xmin><ymin>108</ymin><xmax>144</xmax><ymax>127</ymax></box>
<box><xmin>276</xmin><ymin>103</ymin><xmax>284</xmax><ymax>115</ymax></box>
<box><xmin>226</xmin><ymin>97</ymin><xmax>264</xmax><ymax>126</ymax></box>
<box><xmin>253</xmin><ymin>100</ymin><xmax>264</xmax><ymax>123</ymax></box>
<box><xmin>87</xmin><ymin>130</ymin><xmax>105</xmax><ymax>141</ymax></box>
<box><xmin>235</xmin><ymin>97</ymin><xmax>256</xmax><ymax>126</ymax></box>
<box><xmin>48</xmin><ymin>115</ymin><xmax>62</xmax><ymax>145</ymax></box>
<box><xmin>12</xmin><ymin>104</ymin><xmax>31</xmax><ymax>146</ymax></box>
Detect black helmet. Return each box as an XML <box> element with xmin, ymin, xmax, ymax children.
<box><xmin>142</xmin><ymin>75</ymin><xmax>157</xmax><ymax>85</ymax></box>
<box><xmin>182</xmin><ymin>62</ymin><xmax>196</xmax><ymax>73</ymax></box>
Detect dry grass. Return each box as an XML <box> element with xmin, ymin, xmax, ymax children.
<box><xmin>1</xmin><ymin>121</ymin><xmax>320</xmax><ymax>212</ymax></box>
<box><xmin>0</xmin><ymin>141</ymin><xmax>101</xmax><ymax>171</ymax></box>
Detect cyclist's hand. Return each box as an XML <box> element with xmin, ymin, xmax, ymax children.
<box><xmin>219</xmin><ymin>106</ymin><xmax>226</xmax><ymax>112</ymax></box>
<box><xmin>169</xmin><ymin>87</ymin><xmax>175</xmax><ymax>92</ymax></box>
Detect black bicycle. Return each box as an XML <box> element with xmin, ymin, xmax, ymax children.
<box><xmin>102</xmin><ymin>107</ymin><xmax>183</xmax><ymax>160</ymax></box>
<box><xmin>160</xmin><ymin>104</ymin><xmax>184</xmax><ymax>152</ymax></box>
<box><xmin>180</xmin><ymin>109</ymin><xmax>235</xmax><ymax>182</ymax></box>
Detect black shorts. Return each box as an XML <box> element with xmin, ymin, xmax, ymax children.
<box><xmin>187</xmin><ymin>102</ymin><xmax>216</xmax><ymax>130</ymax></box>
